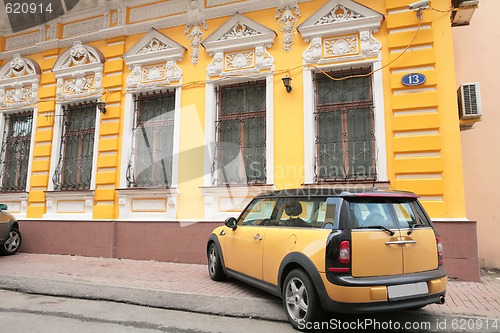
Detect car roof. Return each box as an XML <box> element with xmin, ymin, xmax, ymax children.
<box><xmin>256</xmin><ymin>188</ymin><xmax>419</xmax><ymax>199</ymax></box>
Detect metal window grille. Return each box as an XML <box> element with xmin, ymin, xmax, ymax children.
<box><xmin>0</xmin><ymin>110</ymin><xmax>33</xmax><ymax>192</ymax></box>
<box><xmin>52</xmin><ymin>102</ymin><xmax>96</xmax><ymax>191</ymax></box>
<box><xmin>313</xmin><ymin>67</ymin><xmax>376</xmax><ymax>182</ymax></box>
<box><xmin>126</xmin><ymin>90</ymin><xmax>175</xmax><ymax>188</ymax></box>
<box><xmin>213</xmin><ymin>80</ymin><xmax>267</xmax><ymax>185</ymax></box>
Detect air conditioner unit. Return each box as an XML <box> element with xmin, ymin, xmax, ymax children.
<box><xmin>457</xmin><ymin>83</ymin><xmax>482</xmax><ymax>119</ymax></box>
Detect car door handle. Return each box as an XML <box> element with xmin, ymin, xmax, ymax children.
<box><xmin>385</xmin><ymin>240</ymin><xmax>417</xmax><ymax>245</ymax></box>
<box><xmin>253</xmin><ymin>235</ymin><xmax>263</xmax><ymax>240</ymax></box>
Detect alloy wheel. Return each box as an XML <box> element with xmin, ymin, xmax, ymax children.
<box><xmin>209</xmin><ymin>246</ymin><xmax>217</xmax><ymax>276</ymax></box>
<box><xmin>285</xmin><ymin>277</ymin><xmax>309</xmax><ymax>323</ymax></box>
<box><xmin>4</xmin><ymin>230</ymin><xmax>20</xmax><ymax>253</ymax></box>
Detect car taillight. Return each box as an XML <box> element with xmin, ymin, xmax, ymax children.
<box><xmin>436</xmin><ymin>236</ymin><xmax>444</xmax><ymax>265</ymax></box>
<box><xmin>338</xmin><ymin>240</ymin><xmax>350</xmax><ymax>264</ymax></box>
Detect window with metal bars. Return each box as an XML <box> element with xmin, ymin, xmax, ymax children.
<box><xmin>0</xmin><ymin>111</ymin><xmax>33</xmax><ymax>192</ymax></box>
<box><xmin>126</xmin><ymin>91</ymin><xmax>175</xmax><ymax>188</ymax></box>
<box><xmin>52</xmin><ymin>102</ymin><xmax>96</xmax><ymax>191</ymax></box>
<box><xmin>314</xmin><ymin>67</ymin><xmax>376</xmax><ymax>182</ymax></box>
<box><xmin>213</xmin><ymin>80</ymin><xmax>267</xmax><ymax>185</ymax></box>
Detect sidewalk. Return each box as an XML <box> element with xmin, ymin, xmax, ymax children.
<box><xmin>0</xmin><ymin>253</ymin><xmax>499</xmax><ymax>322</ymax></box>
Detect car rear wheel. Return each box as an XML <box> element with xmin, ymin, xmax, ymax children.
<box><xmin>0</xmin><ymin>228</ymin><xmax>21</xmax><ymax>255</ymax></box>
<box><xmin>208</xmin><ymin>243</ymin><xmax>226</xmax><ymax>281</ymax></box>
<box><xmin>282</xmin><ymin>269</ymin><xmax>321</xmax><ymax>330</ymax></box>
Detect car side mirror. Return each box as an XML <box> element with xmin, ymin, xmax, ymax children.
<box><xmin>224</xmin><ymin>217</ymin><xmax>238</xmax><ymax>230</ymax></box>
<box><xmin>0</xmin><ymin>203</ymin><xmax>7</xmax><ymax>211</ymax></box>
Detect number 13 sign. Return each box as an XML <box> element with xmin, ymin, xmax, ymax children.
<box><xmin>401</xmin><ymin>73</ymin><xmax>426</xmax><ymax>86</ymax></box>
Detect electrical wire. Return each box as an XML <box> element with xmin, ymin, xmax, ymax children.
<box><xmin>308</xmin><ymin>20</ymin><xmax>422</xmax><ymax>81</ymax></box>
<box><xmin>174</xmin><ymin>19</ymin><xmax>422</xmax><ymax>88</ymax></box>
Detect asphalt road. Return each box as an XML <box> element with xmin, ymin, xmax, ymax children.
<box><xmin>1</xmin><ymin>289</ymin><xmax>498</xmax><ymax>333</ymax></box>
<box><xmin>0</xmin><ymin>289</ymin><xmax>295</xmax><ymax>333</ymax></box>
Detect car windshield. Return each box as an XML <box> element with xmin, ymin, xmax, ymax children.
<box><xmin>346</xmin><ymin>198</ymin><xmax>431</xmax><ymax>230</ymax></box>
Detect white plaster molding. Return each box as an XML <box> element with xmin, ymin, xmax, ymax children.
<box><xmin>184</xmin><ymin>0</ymin><xmax>208</xmax><ymax>65</ymax></box>
<box><xmin>116</xmin><ymin>187</ymin><xmax>180</xmax><ymax>221</ymax></box>
<box><xmin>275</xmin><ymin>0</ymin><xmax>301</xmax><ymax>52</ymax></box>
<box><xmin>1</xmin><ymin>1</ymin><xmax>314</xmax><ymax>60</ymax></box>
<box><xmin>5</xmin><ymin>31</ymin><xmax>43</xmax><ymax>51</ymax></box>
<box><xmin>129</xmin><ymin>0</ymin><xmax>186</xmax><ymax>24</ymax></box>
<box><xmin>201</xmin><ymin>185</ymin><xmax>275</xmax><ymax>221</ymax></box>
<box><xmin>203</xmin><ymin>13</ymin><xmax>276</xmax><ymax>77</ymax></box>
<box><xmin>52</xmin><ymin>41</ymin><xmax>105</xmax><ymax>102</ymax></box>
<box><xmin>0</xmin><ymin>54</ymin><xmax>41</xmax><ymax>110</ymax></box>
<box><xmin>202</xmin><ymin>12</ymin><xmax>276</xmax><ymax>54</ymax></box>
<box><xmin>123</xmin><ymin>28</ymin><xmax>186</xmax><ymax>67</ymax></box>
<box><xmin>123</xmin><ymin>29</ymin><xmax>185</xmax><ymax>93</ymax></box>
<box><xmin>298</xmin><ymin>0</ymin><xmax>383</xmax><ymax>41</ymax></box>
<box><xmin>299</xmin><ymin>0</ymin><xmax>383</xmax><ymax>65</ymax></box>
<box><xmin>62</xmin><ymin>16</ymin><xmax>108</xmax><ymax>39</ymax></box>
<box><xmin>0</xmin><ymin>193</ymin><xmax>29</xmax><ymax>219</ymax></box>
<box><xmin>44</xmin><ymin>190</ymin><xmax>95</xmax><ymax>220</ymax></box>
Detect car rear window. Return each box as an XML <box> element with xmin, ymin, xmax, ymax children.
<box><xmin>346</xmin><ymin>198</ymin><xmax>431</xmax><ymax>230</ymax></box>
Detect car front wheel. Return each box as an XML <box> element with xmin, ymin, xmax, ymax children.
<box><xmin>283</xmin><ymin>269</ymin><xmax>321</xmax><ymax>330</ymax></box>
<box><xmin>1</xmin><ymin>228</ymin><xmax>21</xmax><ymax>255</ymax></box>
<box><xmin>208</xmin><ymin>243</ymin><xmax>226</xmax><ymax>281</ymax></box>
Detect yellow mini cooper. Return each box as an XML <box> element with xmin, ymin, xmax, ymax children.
<box><xmin>207</xmin><ymin>188</ymin><xmax>447</xmax><ymax>329</ymax></box>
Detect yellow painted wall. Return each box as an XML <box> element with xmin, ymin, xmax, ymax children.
<box><xmin>1</xmin><ymin>0</ymin><xmax>466</xmax><ymax>221</ymax></box>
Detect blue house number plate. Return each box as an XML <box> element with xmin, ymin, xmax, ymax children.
<box><xmin>401</xmin><ymin>73</ymin><xmax>426</xmax><ymax>86</ymax></box>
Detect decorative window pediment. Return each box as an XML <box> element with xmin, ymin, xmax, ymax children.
<box><xmin>0</xmin><ymin>54</ymin><xmax>41</xmax><ymax>110</ymax></box>
<box><xmin>52</xmin><ymin>41</ymin><xmax>105</xmax><ymax>102</ymax></box>
<box><xmin>123</xmin><ymin>28</ymin><xmax>186</xmax><ymax>92</ymax></box>
<box><xmin>202</xmin><ymin>13</ymin><xmax>276</xmax><ymax>77</ymax></box>
<box><xmin>298</xmin><ymin>0</ymin><xmax>383</xmax><ymax>64</ymax></box>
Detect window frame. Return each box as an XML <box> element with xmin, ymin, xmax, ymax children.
<box><xmin>303</xmin><ymin>61</ymin><xmax>387</xmax><ymax>185</ymax></box>
<box><xmin>52</xmin><ymin>102</ymin><xmax>97</xmax><ymax>191</ymax></box>
<box><xmin>47</xmin><ymin>101</ymin><xmax>101</xmax><ymax>193</ymax></box>
<box><xmin>126</xmin><ymin>90</ymin><xmax>177</xmax><ymax>189</ymax></box>
<box><xmin>214</xmin><ymin>80</ymin><xmax>267</xmax><ymax>185</ymax></box>
<box><xmin>0</xmin><ymin>110</ymin><xmax>34</xmax><ymax>193</ymax></box>
<box><xmin>313</xmin><ymin>67</ymin><xmax>376</xmax><ymax>182</ymax></box>
<box><xmin>204</xmin><ymin>76</ymin><xmax>275</xmax><ymax>188</ymax></box>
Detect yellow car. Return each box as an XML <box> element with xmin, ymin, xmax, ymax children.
<box><xmin>207</xmin><ymin>188</ymin><xmax>447</xmax><ymax>329</ymax></box>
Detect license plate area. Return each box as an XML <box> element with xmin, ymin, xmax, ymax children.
<box><xmin>388</xmin><ymin>282</ymin><xmax>429</xmax><ymax>301</ymax></box>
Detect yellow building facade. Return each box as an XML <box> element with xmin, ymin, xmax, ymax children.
<box><xmin>0</xmin><ymin>0</ymin><xmax>479</xmax><ymax>280</ymax></box>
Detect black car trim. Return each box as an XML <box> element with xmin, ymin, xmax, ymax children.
<box><xmin>207</xmin><ymin>234</ymin><xmax>228</xmax><ymax>274</ymax></box>
<box><xmin>326</xmin><ymin>266</ymin><xmax>447</xmax><ymax>286</ymax></box>
<box><xmin>277</xmin><ymin>252</ymin><xmax>330</xmax><ymax>306</ymax></box>
<box><xmin>321</xmin><ymin>292</ymin><xmax>446</xmax><ymax>313</ymax></box>
<box><xmin>225</xmin><ymin>268</ymin><xmax>281</xmax><ymax>297</ymax></box>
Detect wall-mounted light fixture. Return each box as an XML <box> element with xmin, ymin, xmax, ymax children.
<box><xmin>282</xmin><ymin>75</ymin><xmax>292</xmax><ymax>93</ymax></box>
<box><xmin>96</xmin><ymin>101</ymin><xmax>106</xmax><ymax>114</ymax></box>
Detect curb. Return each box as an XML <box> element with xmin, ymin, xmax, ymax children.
<box><xmin>0</xmin><ymin>275</ymin><xmax>288</xmax><ymax>322</ymax></box>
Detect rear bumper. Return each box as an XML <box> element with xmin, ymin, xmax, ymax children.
<box><xmin>321</xmin><ymin>291</ymin><xmax>446</xmax><ymax>313</ymax></box>
<box><xmin>317</xmin><ymin>267</ymin><xmax>447</xmax><ymax>313</ymax></box>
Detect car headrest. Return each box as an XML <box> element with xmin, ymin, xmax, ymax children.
<box><xmin>285</xmin><ymin>200</ymin><xmax>302</xmax><ymax>217</ymax></box>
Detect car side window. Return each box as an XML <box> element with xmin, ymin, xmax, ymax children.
<box><xmin>274</xmin><ymin>197</ymin><xmax>338</xmax><ymax>228</ymax></box>
<box><xmin>238</xmin><ymin>198</ymin><xmax>277</xmax><ymax>226</ymax></box>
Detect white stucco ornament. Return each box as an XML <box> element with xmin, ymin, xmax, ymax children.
<box><xmin>185</xmin><ymin>0</ymin><xmax>208</xmax><ymax>65</ymax></box>
<box><xmin>276</xmin><ymin>0</ymin><xmax>300</xmax><ymax>52</ymax></box>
